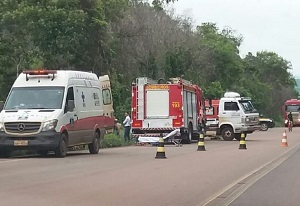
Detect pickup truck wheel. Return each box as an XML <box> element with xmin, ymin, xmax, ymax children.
<box><xmin>88</xmin><ymin>132</ymin><xmax>100</xmax><ymax>154</ymax></box>
<box><xmin>260</xmin><ymin>122</ymin><xmax>269</xmax><ymax>131</ymax></box>
<box><xmin>54</xmin><ymin>134</ymin><xmax>67</xmax><ymax>158</ymax></box>
<box><xmin>221</xmin><ymin>127</ymin><xmax>235</xmax><ymax>141</ymax></box>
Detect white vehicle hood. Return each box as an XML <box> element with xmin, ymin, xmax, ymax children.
<box><xmin>0</xmin><ymin>109</ymin><xmax>59</xmax><ymax>123</ymax></box>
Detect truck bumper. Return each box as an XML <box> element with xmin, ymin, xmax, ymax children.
<box><xmin>0</xmin><ymin>131</ymin><xmax>60</xmax><ymax>151</ymax></box>
<box><xmin>235</xmin><ymin>125</ymin><xmax>261</xmax><ymax>133</ymax></box>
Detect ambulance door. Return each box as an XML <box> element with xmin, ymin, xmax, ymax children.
<box><xmin>102</xmin><ymin>88</ymin><xmax>114</xmax><ymax>131</ymax></box>
<box><xmin>74</xmin><ymin>86</ymin><xmax>95</xmax><ymax>144</ymax></box>
<box><xmin>64</xmin><ymin>87</ymin><xmax>80</xmax><ymax>146</ymax></box>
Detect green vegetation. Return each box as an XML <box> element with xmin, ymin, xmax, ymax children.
<box><xmin>102</xmin><ymin>132</ymin><xmax>134</xmax><ymax>148</ymax></box>
<box><xmin>0</xmin><ymin>0</ymin><xmax>298</xmax><ymax>122</ymax></box>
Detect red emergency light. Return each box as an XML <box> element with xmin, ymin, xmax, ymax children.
<box><xmin>23</xmin><ymin>69</ymin><xmax>57</xmax><ymax>81</ymax></box>
<box><xmin>23</xmin><ymin>70</ymin><xmax>57</xmax><ymax>75</ymax></box>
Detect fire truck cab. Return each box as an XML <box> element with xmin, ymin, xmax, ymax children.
<box><xmin>131</xmin><ymin>77</ymin><xmax>205</xmax><ymax>143</ymax></box>
<box><xmin>0</xmin><ymin>70</ymin><xmax>115</xmax><ymax>157</ymax></box>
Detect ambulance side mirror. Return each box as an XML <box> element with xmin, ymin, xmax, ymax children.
<box><xmin>67</xmin><ymin>100</ymin><xmax>75</xmax><ymax>112</ymax></box>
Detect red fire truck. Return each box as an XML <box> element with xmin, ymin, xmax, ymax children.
<box><xmin>131</xmin><ymin>77</ymin><xmax>206</xmax><ymax>143</ymax></box>
<box><xmin>283</xmin><ymin>99</ymin><xmax>300</xmax><ymax>127</ymax></box>
<box><xmin>204</xmin><ymin>99</ymin><xmax>220</xmax><ymax>131</ymax></box>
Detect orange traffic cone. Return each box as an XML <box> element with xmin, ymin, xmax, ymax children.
<box><xmin>281</xmin><ymin>130</ymin><xmax>288</xmax><ymax>147</ymax></box>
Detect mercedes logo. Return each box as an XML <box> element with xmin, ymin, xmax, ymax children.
<box><xmin>17</xmin><ymin>123</ymin><xmax>26</xmax><ymax>132</ymax></box>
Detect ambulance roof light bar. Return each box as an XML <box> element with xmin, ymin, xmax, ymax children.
<box><xmin>23</xmin><ymin>69</ymin><xmax>57</xmax><ymax>81</ymax></box>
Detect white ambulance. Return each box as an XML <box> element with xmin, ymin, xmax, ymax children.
<box><xmin>0</xmin><ymin>70</ymin><xmax>115</xmax><ymax>157</ymax></box>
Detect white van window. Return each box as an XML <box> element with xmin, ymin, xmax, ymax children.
<box><xmin>102</xmin><ymin>89</ymin><xmax>112</xmax><ymax>105</ymax></box>
<box><xmin>5</xmin><ymin>87</ymin><xmax>64</xmax><ymax>110</ymax></box>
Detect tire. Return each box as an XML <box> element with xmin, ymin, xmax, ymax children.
<box><xmin>260</xmin><ymin>122</ymin><xmax>269</xmax><ymax>131</ymax></box>
<box><xmin>182</xmin><ymin>124</ymin><xmax>193</xmax><ymax>144</ymax></box>
<box><xmin>221</xmin><ymin>127</ymin><xmax>235</xmax><ymax>141</ymax></box>
<box><xmin>88</xmin><ymin>132</ymin><xmax>100</xmax><ymax>154</ymax></box>
<box><xmin>54</xmin><ymin>134</ymin><xmax>67</xmax><ymax>158</ymax></box>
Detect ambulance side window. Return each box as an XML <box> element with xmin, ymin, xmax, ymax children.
<box><xmin>65</xmin><ymin>87</ymin><xmax>74</xmax><ymax>113</ymax></box>
<box><xmin>102</xmin><ymin>89</ymin><xmax>112</xmax><ymax>105</ymax></box>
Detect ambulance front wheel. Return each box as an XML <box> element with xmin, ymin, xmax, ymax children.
<box><xmin>54</xmin><ymin>134</ymin><xmax>68</xmax><ymax>158</ymax></box>
<box><xmin>89</xmin><ymin>131</ymin><xmax>100</xmax><ymax>154</ymax></box>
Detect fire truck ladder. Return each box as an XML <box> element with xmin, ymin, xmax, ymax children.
<box><xmin>136</xmin><ymin>77</ymin><xmax>147</xmax><ymax>120</ymax></box>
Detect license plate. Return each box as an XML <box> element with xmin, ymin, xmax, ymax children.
<box><xmin>14</xmin><ymin>140</ymin><xmax>28</xmax><ymax>146</ymax></box>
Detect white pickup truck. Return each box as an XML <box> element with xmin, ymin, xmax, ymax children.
<box><xmin>205</xmin><ymin>92</ymin><xmax>261</xmax><ymax>141</ymax></box>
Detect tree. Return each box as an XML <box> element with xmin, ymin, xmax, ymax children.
<box><xmin>195</xmin><ymin>23</ymin><xmax>243</xmax><ymax>97</ymax></box>
<box><xmin>242</xmin><ymin>51</ymin><xmax>297</xmax><ymax>117</ymax></box>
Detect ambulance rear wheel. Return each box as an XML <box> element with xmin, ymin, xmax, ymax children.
<box><xmin>88</xmin><ymin>132</ymin><xmax>100</xmax><ymax>154</ymax></box>
<box><xmin>54</xmin><ymin>134</ymin><xmax>68</xmax><ymax>158</ymax></box>
<box><xmin>221</xmin><ymin>127</ymin><xmax>234</xmax><ymax>141</ymax></box>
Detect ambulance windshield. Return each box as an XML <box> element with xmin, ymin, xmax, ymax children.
<box><xmin>5</xmin><ymin>87</ymin><xmax>64</xmax><ymax>110</ymax></box>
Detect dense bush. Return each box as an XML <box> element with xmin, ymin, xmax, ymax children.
<box><xmin>101</xmin><ymin>133</ymin><xmax>125</xmax><ymax>148</ymax></box>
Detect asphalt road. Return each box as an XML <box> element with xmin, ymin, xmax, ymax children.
<box><xmin>229</xmin><ymin>141</ymin><xmax>300</xmax><ymax>206</ymax></box>
<box><xmin>0</xmin><ymin>127</ymin><xmax>299</xmax><ymax>206</ymax></box>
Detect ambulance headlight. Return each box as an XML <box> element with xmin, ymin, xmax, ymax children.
<box><xmin>42</xmin><ymin>119</ymin><xmax>58</xmax><ymax>131</ymax></box>
<box><xmin>0</xmin><ymin>121</ymin><xmax>4</xmax><ymax>131</ymax></box>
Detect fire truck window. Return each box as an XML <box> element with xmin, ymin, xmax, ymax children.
<box><xmin>224</xmin><ymin>102</ymin><xmax>239</xmax><ymax>111</ymax></box>
<box><xmin>206</xmin><ymin>107</ymin><xmax>214</xmax><ymax>115</ymax></box>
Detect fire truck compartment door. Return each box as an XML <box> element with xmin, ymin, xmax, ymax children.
<box><xmin>143</xmin><ymin>119</ymin><xmax>173</xmax><ymax>128</ymax></box>
<box><xmin>146</xmin><ymin>90</ymin><xmax>169</xmax><ymax>118</ymax></box>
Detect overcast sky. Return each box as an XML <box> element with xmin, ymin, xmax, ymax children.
<box><xmin>171</xmin><ymin>0</ymin><xmax>300</xmax><ymax>78</ymax></box>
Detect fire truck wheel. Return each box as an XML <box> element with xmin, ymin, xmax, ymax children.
<box><xmin>54</xmin><ymin>134</ymin><xmax>68</xmax><ymax>158</ymax></box>
<box><xmin>182</xmin><ymin>124</ymin><xmax>193</xmax><ymax>144</ymax></box>
<box><xmin>221</xmin><ymin>127</ymin><xmax>235</xmax><ymax>141</ymax></box>
<box><xmin>89</xmin><ymin>132</ymin><xmax>100</xmax><ymax>154</ymax></box>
